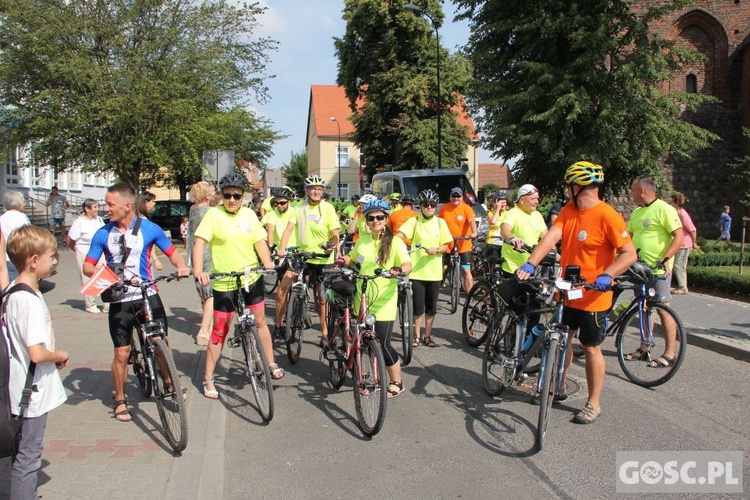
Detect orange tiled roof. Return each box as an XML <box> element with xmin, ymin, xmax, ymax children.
<box><xmin>310</xmin><ymin>84</ymin><xmax>476</xmax><ymax>140</ymax></box>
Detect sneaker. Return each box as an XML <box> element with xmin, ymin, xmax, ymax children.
<box><xmin>272</xmin><ymin>325</ymin><xmax>284</xmax><ymax>341</ymax></box>
<box><xmin>574</xmin><ymin>402</ymin><xmax>601</xmax><ymax>424</ymax></box>
<box><xmin>86</xmin><ymin>306</ymin><xmax>101</xmax><ymax>314</ymax></box>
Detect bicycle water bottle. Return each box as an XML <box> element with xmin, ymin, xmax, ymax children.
<box><xmin>523</xmin><ymin>324</ymin><xmax>544</xmax><ymax>351</ymax></box>
<box><xmin>612</xmin><ymin>300</ymin><xmax>631</xmax><ymax>318</ymax></box>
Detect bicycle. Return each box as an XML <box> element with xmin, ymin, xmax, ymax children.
<box><xmin>263</xmin><ymin>245</ymin><xmax>280</xmax><ymax>295</ymax></box>
<box><xmin>443</xmin><ymin>235</ymin><xmax>475</xmax><ymax>314</ymax></box>
<box><xmin>124</xmin><ymin>274</ymin><xmax>188</xmax><ymax>452</ymax></box>
<box><xmin>207</xmin><ymin>267</ymin><xmax>277</xmax><ymax>421</ymax></box>
<box><xmin>392</xmin><ymin>244</ymin><xmax>421</xmax><ymax>365</ymax></box>
<box><xmin>604</xmin><ymin>263</ymin><xmax>686</xmax><ymax>387</ymax></box>
<box><xmin>321</xmin><ymin>267</ymin><xmax>389</xmax><ymax>436</ymax></box>
<box><xmin>283</xmin><ymin>247</ymin><xmax>330</xmax><ymax>364</ymax></box>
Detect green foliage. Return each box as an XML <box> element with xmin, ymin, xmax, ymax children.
<box><xmin>335</xmin><ymin>0</ymin><xmax>473</xmax><ymax>178</ymax></box>
<box><xmin>455</xmin><ymin>0</ymin><xmax>718</xmax><ymax>194</ymax></box>
<box><xmin>688</xmin><ymin>252</ymin><xmax>750</xmax><ymax>267</ymax></box>
<box><xmin>688</xmin><ymin>266</ymin><xmax>750</xmax><ymax>296</ymax></box>
<box><xmin>480</xmin><ymin>182</ymin><xmax>501</xmax><ymax>197</ymax></box>
<box><xmin>282</xmin><ymin>150</ymin><xmax>308</xmax><ymax>198</ymax></box>
<box><xmin>0</xmin><ymin>0</ymin><xmax>278</xmax><ymax>191</ymax></box>
<box><xmin>729</xmin><ymin>127</ymin><xmax>750</xmax><ymax>209</ymax></box>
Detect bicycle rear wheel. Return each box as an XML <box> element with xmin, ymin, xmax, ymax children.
<box><xmin>263</xmin><ymin>272</ymin><xmax>279</xmax><ymax>295</ymax></box>
<box><xmin>449</xmin><ymin>261</ymin><xmax>461</xmax><ymax>314</ymax></box>
<box><xmin>535</xmin><ymin>334</ymin><xmax>560</xmax><ymax>452</ymax></box>
<box><xmin>285</xmin><ymin>290</ymin><xmax>305</xmax><ymax>364</ymax></box>
<box><xmin>462</xmin><ymin>280</ymin><xmax>495</xmax><ymax>347</ymax></box>
<box><xmin>353</xmin><ymin>336</ymin><xmax>388</xmax><ymax>436</ymax></box>
<box><xmin>152</xmin><ymin>338</ymin><xmax>188</xmax><ymax>452</ymax></box>
<box><xmin>327</xmin><ymin>309</ymin><xmax>347</xmax><ymax>389</ymax></box>
<box><xmin>616</xmin><ymin>302</ymin><xmax>686</xmax><ymax>387</ymax></box>
<box><xmin>241</xmin><ymin>322</ymin><xmax>274</xmax><ymax>421</ymax></box>
<box><xmin>130</xmin><ymin>327</ymin><xmax>152</xmax><ymax>398</ymax></box>
<box><xmin>396</xmin><ymin>287</ymin><xmax>413</xmax><ymax>365</ymax></box>
<box><xmin>482</xmin><ymin>316</ymin><xmax>516</xmax><ymax>396</ymax></box>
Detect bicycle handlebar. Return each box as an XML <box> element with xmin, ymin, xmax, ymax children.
<box><xmin>208</xmin><ymin>268</ymin><xmax>277</xmax><ymax>280</ymax></box>
<box><xmin>120</xmin><ymin>273</ymin><xmax>187</xmax><ymax>288</ymax></box>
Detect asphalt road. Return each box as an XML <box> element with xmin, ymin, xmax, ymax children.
<box><xmin>220</xmin><ymin>290</ymin><xmax>750</xmax><ymax>499</ymax></box>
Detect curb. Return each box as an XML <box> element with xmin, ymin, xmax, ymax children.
<box><xmin>686</xmin><ymin>327</ymin><xmax>750</xmax><ymax>363</ymax></box>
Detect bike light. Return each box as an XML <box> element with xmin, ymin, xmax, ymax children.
<box><xmin>365</xmin><ymin>314</ymin><xmax>376</xmax><ymax>326</ymax></box>
<box><xmin>648</xmin><ymin>287</ymin><xmax>656</xmax><ymax>297</ymax></box>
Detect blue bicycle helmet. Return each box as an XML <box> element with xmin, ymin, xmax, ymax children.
<box><xmin>363</xmin><ymin>199</ymin><xmax>391</xmax><ymax>215</ymax></box>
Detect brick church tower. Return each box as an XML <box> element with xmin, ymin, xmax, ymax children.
<box><xmin>633</xmin><ymin>1</ymin><xmax>750</xmax><ymax>236</ymax></box>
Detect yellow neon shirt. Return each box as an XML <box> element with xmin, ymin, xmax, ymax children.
<box><xmin>397</xmin><ymin>215</ymin><xmax>453</xmax><ymax>281</ymax></box>
<box><xmin>628</xmin><ymin>199</ymin><xmax>682</xmax><ymax>273</ymax></box>
<box><xmin>501</xmin><ymin>206</ymin><xmax>546</xmax><ymax>273</ymax></box>
<box><xmin>288</xmin><ymin>201</ymin><xmax>339</xmax><ymax>265</ymax></box>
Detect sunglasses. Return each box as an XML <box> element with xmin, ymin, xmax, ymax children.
<box><xmin>366</xmin><ymin>214</ymin><xmax>387</xmax><ymax>222</ymax></box>
<box><xmin>421</xmin><ymin>203</ymin><xmax>437</xmax><ymax>209</ymax></box>
<box><xmin>222</xmin><ymin>192</ymin><xmax>243</xmax><ymax>200</ymax></box>
<box><xmin>450</xmin><ymin>194</ymin><xmax>462</xmax><ymax>198</ymax></box>
<box><xmin>275</xmin><ymin>201</ymin><xmax>288</xmax><ymax>206</ymax></box>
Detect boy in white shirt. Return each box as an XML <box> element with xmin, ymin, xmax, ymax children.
<box><xmin>5</xmin><ymin>225</ymin><xmax>69</xmax><ymax>499</ymax></box>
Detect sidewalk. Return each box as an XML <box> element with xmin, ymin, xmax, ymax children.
<box><xmin>0</xmin><ymin>250</ymin><xmax>748</xmax><ymax>499</ymax></box>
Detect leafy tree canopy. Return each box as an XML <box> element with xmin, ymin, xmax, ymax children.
<box><xmin>455</xmin><ymin>0</ymin><xmax>717</xmax><ymax>195</ymax></box>
<box><xmin>0</xmin><ymin>0</ymin><xmax>279</xmax><ymax>191</ymax></box>
<box><xmin>335</xmin><ymin>0</ymin><xmax>473</xmax><ymax>179</ymax></box>
<box><xmin>282</xmin><ymin>150</ymin><xmax>308</xmax><ymax>198</ymax></box>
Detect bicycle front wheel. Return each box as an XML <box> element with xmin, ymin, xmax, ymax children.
<box><xmin>616</xmin><ymin>302</ymin><xmax>686</xmax><ymax>387</ymax></box>
<box><xmin>327</xmin><ymin>309</ymin><xmax>347</xmax><ymax>389</ymax></box>
<box><xmin>241</xmin><ymin>322</ymin><xmax>274</xmax><ymax>421</ymax></box>
<box><xmin>482</xmin><ymin>316</ymin><xmax>515</xmax><ymax>396</ymax></box>
<box><xmin>535</xmin><ymin>334</ymin><xmax>560</xmax><ymax>452</ymax></box>
<box><xmin>130</xmin><ymin>327</ymin><xmax>152</xmax><ymax>398</ymax></box>
<box><xmin>397</xmin><ymin>287</ymin><xmax>413</xmax><ymax>365</ymax></box>
<box><xmin>152</xmin><ymin>338</ymin><xmax>188</xmax><ymax>452</ymax></box>
<box><xmin>449</xmin><ymin>261</ymin><xmax>461</xmax><ymax>314</ymax></box>
<box><xmin>353</xmin><ymin>336</ymin><xmax>388</xmax><ymax>436</ymax></box>
<box><xmin>285</xmin><ymin>290</ymin><xmax>305</xmax><ymax>364</ymax></box>
<box><xmin>462</xmin><ymin>280</ymin><xmax>495</xmax><ymax>347</ymax></box>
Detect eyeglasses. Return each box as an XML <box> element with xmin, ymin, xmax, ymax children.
<box><xmin>450</xmin><ymin>194</ymin><xmax>462</xmax><ymax>198</ymax></box>
<box><xmin>421</xmin><ymin>203</ymin><xmax>437</xmax><ymax>209</ymax></box>
<box><xmin>222</xmin><ymin>192</ymin><xmax>243</xmax><ymax>200</ymax></box>
<box><xmin>366</xmin><ymin>214</ymin><xmax>387</xmax><ymax>222</ymax></box>
<box><xmin>275</xmin><ymin>201</ymin><xmax>288</xmax><ymax>206</ymax></box>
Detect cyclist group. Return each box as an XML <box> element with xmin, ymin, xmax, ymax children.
<box><xmin>87</xmin><ymin>160</ymin><xmax>683</xmax><ymax>430</ymax></box>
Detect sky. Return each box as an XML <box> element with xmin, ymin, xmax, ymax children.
<box><xmin>253</xmin><ymin>0</ymin><xmax>498</xmax><ymax>170</ymax></box>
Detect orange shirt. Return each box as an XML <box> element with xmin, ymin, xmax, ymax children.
<box><xmin>554</xmin><ymin>201</ymin><xmax>630</xmax><ymax>312</ymax></box>
<box><xmin>438</xmin><ymin>202</ymin><xmax>475</xmax><ymax>253</ymax></box>
<box><xmin>389</xmin><ymin>208</ymin><xmax>419</xmax><ymax>245</ymax></box>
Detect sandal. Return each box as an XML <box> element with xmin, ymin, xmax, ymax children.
<box><xmin>624</xmin><ymin>347</ymin><xmax>649</xmax><ymax>361</ymax></box>
<box><xmin>269</xmin><ymin>363</ymin><xmax>285</xmax><ymax>380</ymax></box>
<box><xmin>112</xmin><ymin>399</ymin><xmax>132</xmax><ymax>422</ymax></box>
<box><xmin>672</xmin><ymin>289</ymin><xmax>688</xmax><ymax>295</ymax></box>
<box><xmin>648</xmin><ymin>354</ymin><xmax>675</xmax><ymax>368</ymax></box>
<box><xmin>203</xmin><ymin>379</ymin><xmax>219</xmax><ymax>399</ymax></box>
<box><xmin>412</xmin><ymin>337</ymin><xmax>421</xmax><ymax>348</ymax></box>
<box><xmin>387</xmin><ymin>381</ymin><xmax>405</xmax><ymax>399</ymax></box>
<box><xmin>423</xmin><ymin>336</ymin><xmax>437</xmax><ymax>348</ymax></box>
<box><xmin>574</xmin><ymin>402</ymin><xmax>602</xmax><ymax>424</ymax></box>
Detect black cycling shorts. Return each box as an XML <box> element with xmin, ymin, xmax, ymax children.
<box><xmin>108</xmin><ymin>294</ymin><xmax>168</xmax><ymax>348</ymax></box>
<box><xmin>213</xmin><ymin>278</ymin><xmax>265</xmax><ymax>313</ymax></box>
<box><xmin>562</xmin><ymin>307</ymin><xmax>607</xmax><ymax>347</ymax></box>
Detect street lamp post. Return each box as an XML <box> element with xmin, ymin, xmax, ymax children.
<box><xmin>404</xmin><ymin>3</ymin><xmax>441</xmax><ymax>170</ymax></box>
<box><xmin>330</xmin><ymin>116</ymin><xmax>341</xmax><ymax>200</ymax></box>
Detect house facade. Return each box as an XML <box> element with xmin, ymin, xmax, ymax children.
<box><xmin>306</xmin><ymin>85</ymin><xmax>479</xmax><ymax>201</ymax></box>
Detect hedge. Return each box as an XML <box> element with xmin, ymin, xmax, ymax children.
<box><xmin>688</xmin><ymin>252</ymin><xmax>750</xmax><ymax>267</ymax></box>
<box><xmin>687</xmin><ymin>266</ymin><xmax>750</xmax><ymax>296</ymax></box>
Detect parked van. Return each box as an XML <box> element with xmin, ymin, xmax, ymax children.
<box><xmin>371</xmin><ymin>169</ymin><xmax>488</xmax><ymax>233</ymax></box>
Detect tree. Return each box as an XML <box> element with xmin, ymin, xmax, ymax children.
<box><xmin>335</xmin><ymin>0</ymin><xmax>473</xmax><ymax>179</ymax></box>
<box><xmin>730</xmin><ymin>128</ymin><xmax>750</xmax><ymax>209</ymax></box>
<box><xmin>0</xmin><ymin>0</ymin><xmax>278</xmax><ymax>190</ymax></box>
<box><xmin>456</xmin><ymin>0</ymin><xmax>717</xmax><ymax>194</ymax></box>
<box><xmin>282</xmin><ymin>150</ymin><xmax>308</xmax><ymax>198</ymax></box>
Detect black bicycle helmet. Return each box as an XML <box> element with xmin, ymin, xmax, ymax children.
<box><xmin>625</xmin><ymin>260</ymin><xmax>655</xmax><ymax>285</ymax></box>
<box><xmin>418</xmin><ymin>189</ymin><xmax>439</xmax><ymax>204</ymax></box>
<box><xmin>401</xmin><ymin>194</ymin><xmax>416</xmax><ymax>205</ymax></box>
<box><xmin>219</xmin><ymin>172</ymin><xmax>248</xmax><ymax>191</ymax></box>
<box><xmin>275</xmin><ymin>187</ymin><xmax>295</xmax><ymax>200</ymax></box>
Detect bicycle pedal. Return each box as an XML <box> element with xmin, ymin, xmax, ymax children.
<box><xmin>227</xmin><ymin>337</ymin><xmax>241</xmax><ymax>348</ymax></box>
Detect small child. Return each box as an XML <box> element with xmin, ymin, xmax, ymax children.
<box><xmin>5</xmin><ymin>225</ymin><xmax>69</xmax><ymax>499</ymax></box>
<box><xmin>180</xmin><ymin>216</ymin><xmax>188</xmax><ymax>245</ymax></box>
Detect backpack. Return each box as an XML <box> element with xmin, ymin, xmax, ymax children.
<box><xmin>0</xmin><ymin>283</ymin><xmax>39</xmax><ymax>458</ymax></box>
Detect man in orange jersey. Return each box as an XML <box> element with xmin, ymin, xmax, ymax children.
<box><xmin>438</xmin><ymin>187</ymin><xmax>477</xmax><ymax>294</ymax></box>
<box><xmin>517</xmin><ymin>161</ymin><xmax>636</xmax><ymax>425</ymax></box>
<box><xmin>388</xmin><ymin>194</ymin><xmax>418</xmax><ymax>246</ymax></box>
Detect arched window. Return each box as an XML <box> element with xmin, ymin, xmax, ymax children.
<box><xmin>686</xmin><ymin>74</ymin><xmax>697</xmax><ymax>93</ymax></box>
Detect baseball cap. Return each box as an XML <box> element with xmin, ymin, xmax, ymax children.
<box><xmin>450</xmin><ymin>187</ymin><xmax>463</xmax><ymax>197</ymax></box>
<box><xmin>517</xmin><ymin>184</ymin><xmax>538</xmax><ymax>199</ymax></box>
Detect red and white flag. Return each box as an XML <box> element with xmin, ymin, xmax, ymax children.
<box><xmin>79</xmin><ymin>265</ymin><xmax>121</xmax><ymax>296</ymax></box>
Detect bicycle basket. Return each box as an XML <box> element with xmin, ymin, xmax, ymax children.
<box><xmin>323</xmin><ymin>273</ymin><xmax>356</xmax><ymax>297</ymax></box>
<box><xmin>497</xmin><ymin>278</ymin><xmax>536</xmax><ymax>313</ymax></box>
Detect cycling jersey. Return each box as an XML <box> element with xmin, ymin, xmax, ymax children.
<box><xmin>501</xmin><ymin>206</ymin><xmax>546</xmax><ymax>274</ymax></box>
<box><xmin>555</xmin><ymin>201</ymin><xmax>631</xmax><ymax>312</ymax></box>
<box><xmin>343</xmin><ymin>204</ymin><xmax>358</xmax><ymax>219</ymax></box>
<box><xmin>194</xmin><ymin>205</ymin><xmax>267</xmax><ymax>292</ymax></box>
<box><xmin>397</xmin><ymin>215</ymin><xmax>452</xmax><ymax>281</ymax></box>
<box><xmin>85</xmin><ymin>217</ymin><xmax>177</xmax><ymax>303</ymax></box>
<box><xmin>262</xmin><ymin>207</ymin><xmax>298</xmax><ymax>248</ymax></box>
<box><xmin>438</xmin><ymin>202</ymin><xmax>475</xmax><ymax>253</ymax></box>
<box><xmin>388</xmin><ymin>208</ymin><xmax>419</xmax><ymax>246</ymax></box>
<box><xmin>349</xmin><ymin>234</ymin><xmax>410</xmax><ymax>320</ymax></box>
<box><xmin>261</xmin><ymin>197</ymin><xmax>273</xmax><ymax>214</ymax></box>
<box><xmin>628</xmin><ymin>199</ymin><xmax>682</xmax><ymax>273</ymax></box>
<box><xmin>288</xmin><ymin>200</ymin><xmax>339</xmax><ymax>265</ymax></box>
<box><xmin>485</xmin><ymin>209</ymin><xmax>507</xmax><ymax>245</ymax></box>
